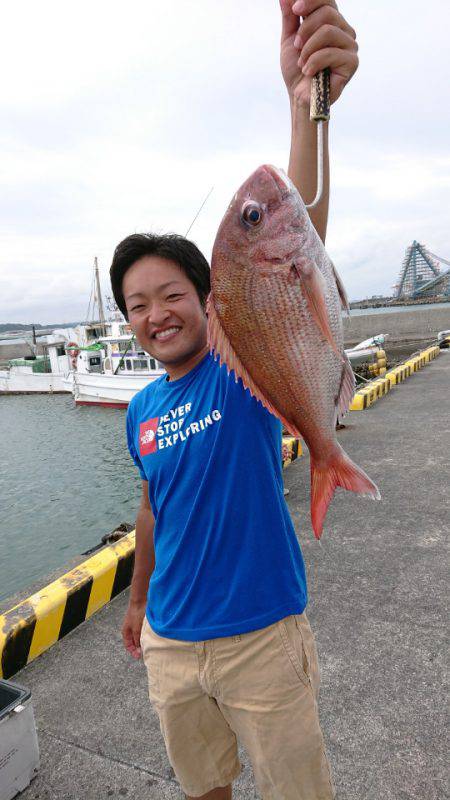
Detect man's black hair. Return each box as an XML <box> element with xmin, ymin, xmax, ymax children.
<box><xmin>110</xmin><ymin>233</ymin><xmax>211</xmax><ymax>320</ymax></box>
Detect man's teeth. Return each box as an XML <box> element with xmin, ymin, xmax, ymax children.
<box><xmin>154</xmin><ymin>327</ymin><xmax>180</xmax><ymax>340</ymax></box>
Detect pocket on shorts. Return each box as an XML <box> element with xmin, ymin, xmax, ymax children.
<box><xmin>294</xmin><ymin>612</ymin><xmax>321</xmax><ymax>699</ymax></box>
<box><xmin>140</xmin><ymin>617</ymin><xmax>160</xmax><ymax>700</ymax></box>
<box><xmin>277</xmin><ymin>614</ymin><xmax>311</xmax><ymax>688</ymax></box>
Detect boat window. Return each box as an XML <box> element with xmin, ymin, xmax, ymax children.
<box><xmin>119</xmin><ymin>341</ymin><xmax>130</xmax><ymax>353</ymax></box>
<box><xmin>149</xmin><ymin>358</ymin><xmax>156</xmax><ymax>370</ymax></box>
<box><xmin>133</xmin><ymin>359</ymin><xmax>149</xmax><ymax>371</ymax></box>
<box><xmin>125</xmin><ymin>359</ymin><xmax>132</xmax><ymax>370</ymax></box>
<box><xmin>89</xmin><ymin>356</ymin><xmax>101</xmax><ymax>366</ymax></box>
<box><xmin>57</xmin><ymin>346</ymin><xmax>65</xmax><ymax>357</ymax></box>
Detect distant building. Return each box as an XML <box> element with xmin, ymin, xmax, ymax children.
<box><xmin>394</xmin><ymin>241</ymin><xmax>450</xmax><ymax>299</ymax></box>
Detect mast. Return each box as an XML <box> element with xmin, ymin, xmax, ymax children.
<box><xmin>94</xmin><ymin>257</ymin><xmax>106</xmax><ymax>336</ymax></box>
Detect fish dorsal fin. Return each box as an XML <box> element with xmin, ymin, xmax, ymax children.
<box><xmin>331</xmin><ymin>262</ymin><xmax>350</xmax><ymax>314</ymax></box>
<box><xmin>293</xmin><ymin>259</ymin><xmax>343</xmax><ymax>362</ymax></box>
<box><xmin>336</xmin><ymin>353</ymin><xmax>355</xmax><ymax>416</ymax></box>
<box><xmin>206</xmin><ymin>294</ymin><xmax>302</xmax><ymax>438</ymax></box>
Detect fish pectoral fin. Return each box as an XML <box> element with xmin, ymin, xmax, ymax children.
<box><xmin>292</xmin><ymin>259</ymin><xmax>343</xmax><ymax>361</ymax></box>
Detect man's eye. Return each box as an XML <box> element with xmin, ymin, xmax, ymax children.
<box><xmin>167</xmin><ymin>294</ymin><xmax>182</xmax><ymax>300</ymax></box>
<box><xmin>131</xmin><ymin>304</ymin><xmax>144</xmax><ymax>311</ymax></box>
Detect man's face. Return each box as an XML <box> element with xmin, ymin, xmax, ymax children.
<box><xmin>123</xmin><ymin>255</ymin><xmax>208</xmax><ymax>367</ymax></box>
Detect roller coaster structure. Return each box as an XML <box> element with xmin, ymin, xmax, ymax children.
<box><xmin>394</xmin><ymin>241</ymin><xmax>450</xmax><ymax>299</ymax></box>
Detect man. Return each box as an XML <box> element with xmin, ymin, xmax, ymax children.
<box><xmin>110</xmin><ymin>2</ymin><xmax>358</xmax><ymax>798</ymax></box>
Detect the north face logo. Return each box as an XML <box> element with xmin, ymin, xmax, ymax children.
<box><xmin>139</xmin><ymin>418</ymin><xmax>159</xmax><ymax>455</ymax></box>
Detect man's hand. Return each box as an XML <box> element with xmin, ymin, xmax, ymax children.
<box><xmin>280</xmin><ymin>0</ymin><xmax>358</xmax><ymax>107</ymax></box>
<box><xmin>122</xmin><ymin>600</ymin><xmax>146</xmax><ymax>659</ymax></box>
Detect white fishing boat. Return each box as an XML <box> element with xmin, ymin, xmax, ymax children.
<box><xmin>0</xmin><ymin>258</ymin><xmax>163</xmax><ymax>402</ymax></box>
<box><xmin>0</xmin><ymin>331</ymin><xmax>75</xmax><ymax>394</ymax></box>
<box><xmin>350</xmin><ymin>334</ymin><xmax>386</xmax><ymax>351</ymax></box>
<box><xmin>61</xmin><ymin>257</ymin><xmax>166</xmax><ymax>407</ymax></box>
<box><xmin>67</xmin><ymin>332</ymin><xmax>164</xmax><ymax>408</ymax></box>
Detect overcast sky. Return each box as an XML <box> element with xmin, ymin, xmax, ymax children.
<box><xmin>1</xmin><ymin>0</ymin><xmax>448</xmax><ymax>324</ymax></box>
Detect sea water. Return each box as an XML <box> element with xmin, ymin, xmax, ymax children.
<box><xmin>0</xmin><ymin>394</ymin><xmax>141</xmax><ymax>604</ymax></box>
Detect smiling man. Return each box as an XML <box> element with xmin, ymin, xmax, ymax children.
<box><xmin>121</xmin><ymin>248</ymin><xmax>210</xmax><ymax>381</ymax></box>
<box><xmin>109</xmin><ymin>2</ymin><xmax>358</xmax><ymax>798</ymax></box>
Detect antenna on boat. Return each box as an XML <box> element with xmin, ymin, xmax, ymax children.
<box><xmin>185</xmin><ymin>186</ymin><xmax>214</xmax><ymax>237</ymax></box>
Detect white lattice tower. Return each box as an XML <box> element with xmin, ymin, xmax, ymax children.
<box><xmin>395</xmin><ymin>241</ymin><xmax>441</xmax><ymax>298</ymax></box>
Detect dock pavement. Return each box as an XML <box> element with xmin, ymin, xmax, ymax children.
<box><xmin>9</xmin><ymin>352</ymin><xmax>449</xmax><ymax>800</ymax></box>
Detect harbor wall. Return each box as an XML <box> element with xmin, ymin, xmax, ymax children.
<box><xmin>0</xmin><ymin>342</ymin><xmax>46</xmax><ymax>365</ymax></box>
<box><xmin>343</xmin><ymin>305</ymin><xmax>450</xmax><ymax>346</ymax></box>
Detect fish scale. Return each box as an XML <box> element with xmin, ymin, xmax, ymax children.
<box><xmin>208</xmin><ymin>164</ymin><xmax>380</xmax><ymax>538</ymax></box>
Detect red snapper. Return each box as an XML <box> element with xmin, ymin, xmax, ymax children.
<box><xmin>207</xmin><ymin>164</ymin><xmax>380</xmax><ymax>539</ymax></box>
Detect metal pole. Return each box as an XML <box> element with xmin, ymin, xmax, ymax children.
<box><xmin>305</xmin><ymin>67</ymin><xmax>330</xmax><ymax>210</ymax></box>
<box><xmin>94</xmin><ymin>257</ymin><xmax>106</xmax><ymax>336</ymax></box>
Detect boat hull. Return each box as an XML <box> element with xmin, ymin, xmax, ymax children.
<box><xmin>68</xmin><ymin>370</ymin><xmax>164</xmax><ymax>407</ymax></box>
<box><xmin>0</xmin><ymin>371</ymin><xmax>70</xmax><ymax>394</ymax></box>
<box><xmin>76</xmin><ymin>399</ymin><xmax>128</xmax><ymax>408</ymax></box>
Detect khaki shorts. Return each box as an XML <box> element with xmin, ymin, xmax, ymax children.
<box><xmin>140</xmin><ymin>613</ymin><xmax>334</xmax><ymax>799</ymax></box>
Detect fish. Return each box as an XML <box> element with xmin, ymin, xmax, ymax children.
<box><xmin>207</xmin><ymin>164</ymin><xmax>380</xmax><ymax>539</ymax></box>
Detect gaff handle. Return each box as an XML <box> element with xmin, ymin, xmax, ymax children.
<box><xmin>310</xmin><ymin>67</ymin><xmax>331</xmax><ymax>123</ymax></box>
<box><xmin>305</xmin><ymin>68</ymin><xmax>330</xmax><ymax>209</ymax></box>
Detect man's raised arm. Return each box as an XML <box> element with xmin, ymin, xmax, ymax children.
<box><xmin>279</xmin><ymin>0</ymin><xmax>358</xmax><ymax>243</ymax></box>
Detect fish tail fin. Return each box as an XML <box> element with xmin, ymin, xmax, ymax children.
<box><xmin>310</xmin><ymin>445</ymin><xmax>380</xmax><ymax>540</ymax></box>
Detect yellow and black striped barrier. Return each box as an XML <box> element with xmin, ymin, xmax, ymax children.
<box><xmin>349</xmin><ymin>377</ymin><xmax>391</xmax><ymax>410</ymax></box>
<box><xmin>0</xmin><ymin>532</ymin><xmax>135</xmax><ymax>680</ymax></box>
<box><xmin>350</xmin><ymin>345</ymin><xmax>440</xmax><ymax>410</ymax></box>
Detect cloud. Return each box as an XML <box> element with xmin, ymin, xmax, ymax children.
<box><xmin>1</xmin><ymin>0</ymin><xmax>449</xmax><ymax>322</ymax></box>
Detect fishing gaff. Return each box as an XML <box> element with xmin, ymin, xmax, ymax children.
<box><xmin>305</xmin><ymin>67</ymin><xmax>331</xmax><ymax>210</ymax></box>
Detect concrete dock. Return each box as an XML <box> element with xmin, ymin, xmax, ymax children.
<box><xmin>343</xmin><ymin>303</ymin><xmax>449</xmax><ymax>347</ymax></box>
<box><xmin>10</xmin><ymin>354</ymin><xmax>449</xmax><ymax>800</ymax></box>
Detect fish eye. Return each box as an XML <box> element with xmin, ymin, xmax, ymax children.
<box><xmin>241</xmin><ymin>202</ymin><xmax>263</xmax><ymax>227</ymax></box>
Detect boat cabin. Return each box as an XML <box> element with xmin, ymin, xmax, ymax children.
<box><xmin>74</xmin><ymin>335</ymin><xmax>164</xmax><ymax>377</ymax></box>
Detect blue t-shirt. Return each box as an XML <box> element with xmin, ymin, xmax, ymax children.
<box><xmin>126</xmin><ymin>351</ymin><xmax>307</xmax><ymax>640</ymax></box>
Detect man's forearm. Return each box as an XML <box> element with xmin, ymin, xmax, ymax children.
<box><xmin>287</xmin><ymin>97</ymin><xmax>329</xmax><ymax>243</ymax></box>
<box><xmin>129</xmin><ymin>508</ymin><xmax>155</xmax><ymax>604</ymax></box>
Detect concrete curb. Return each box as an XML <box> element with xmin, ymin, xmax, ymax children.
<box><xmin>1</xmin><ymin>436</ymin><xmax>301</xmax><ymax>679</ymax></box>
<box><xmin>350</xmin><ymin>345</ymin><xmax>440</xmax><ymax>410</ymax></box>
<box><xmin>0</xmin><ymin>533</ymin><xmax>135</xmax><ymax>680</ymax></box>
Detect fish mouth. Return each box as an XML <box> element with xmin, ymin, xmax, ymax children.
<box><xmin>262</xmin><ymin>165</ymin><xmax>292</xmax><ymax>199</ymax></box>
